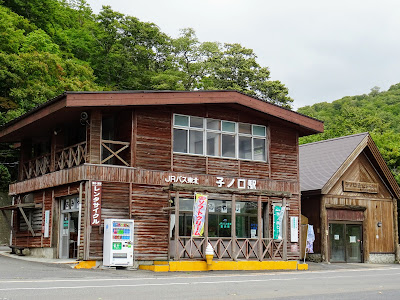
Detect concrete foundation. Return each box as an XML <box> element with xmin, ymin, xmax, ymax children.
<box><xmin>368</xmin><ymin>253</ymin><xmax>395</xmax><ymax>264</ymax></box>
<box><xmin>306</xmin><ymin>253</ymin><xmax>322</xmax><ymax>262</ymax></box>
<box><xmin>28</xmin><ymin>247</ymin><xmax>57</xmax><ymax>259</ymax></box>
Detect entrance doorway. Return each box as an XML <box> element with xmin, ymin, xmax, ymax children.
<box><xmin>329</xmin><ymin>223</ymin><xmax>362</xmax><ymax>262</ymax></box>
<box><xmin>59</xmin><ymin>196</ymin><xmax>80</xmax><ymax>259</ymax></box>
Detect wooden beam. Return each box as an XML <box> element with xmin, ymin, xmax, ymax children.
<box><xmin>282</xmin><ymin>197</ymin><xmax>287</xmax><ymax>260</ymax></box>
<box><xmin>325</xmin><ymin>204</ymin><xmax>367</xmax><ymax>211</ymax></box>
<box><xmin>18</xmin><ymin>206</ymin><xmax>36</xmax><ymax>237</ymax></box>
<box><xmin>231</xmin><ymin>194</ymin><xmax>236</xmax><ymax>261</ymax></box>
<box><xmin>164</xmin><ymin>184</ymin><xmax>291</xmax><ymax>197</ymax></box>
<box><xmin>174</xmin><ymin>192</ymin><xmax>180</xmax><ymax>261</ymax></box>
<box><xmin>257</xmin><ymin>195</ymin><xmax>262</xmax><ymax>261</ymax></box>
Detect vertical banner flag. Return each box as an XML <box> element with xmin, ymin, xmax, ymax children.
<box><xmin>91</xmin><ymin>181</ymin><xmax>102</xmax><ymax>226</ymax></box>
<box><xmin>192</xmin><ymin>193</ymin><xmax>208</xmax><ymax>236</ymax></box>
<box><xmin>306</xmin><ymin>225</ymin><xmax>315</xmax><ymax>253</ymax></box>
<box><xmin>273</xmin><ymin>205</ymin><xmax>286</xmax><ymax>240</ymax></box>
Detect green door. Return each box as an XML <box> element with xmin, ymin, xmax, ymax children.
<box><xmin>329</xmin><ymin>223</ymin><xmax>362</xmax><ymax>263</ymax></box>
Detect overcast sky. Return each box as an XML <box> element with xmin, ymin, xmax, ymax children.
<box><xmin>85</xmin><ymin>0</ymin><xmax>400</xmax><ymax>109</ymax></box>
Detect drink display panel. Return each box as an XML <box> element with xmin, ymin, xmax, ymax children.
<box><xmin>103</xmin><ymin>219</ymin><xmax>134</xmax><ymax>267</ymax></box>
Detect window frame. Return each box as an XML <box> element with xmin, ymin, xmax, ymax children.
<box><xmin>173</xmin><ymin>114</ymin><xmax>268</xmax><ymax>162</ymax></box>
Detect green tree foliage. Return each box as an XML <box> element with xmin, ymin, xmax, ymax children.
<box><xmin>298</xmin><ymin>84</ymin><xmax>400</xmax><ymax>183</ymax></box>
<box><xmin>0</xmin><ymin>0</ymin><xmax>294</xmax><ymax>188</ymax></box>
<box><xmin>155</xmin><ymin>29</ymin><xmax>294</xmax><ymax>108</ymax></box>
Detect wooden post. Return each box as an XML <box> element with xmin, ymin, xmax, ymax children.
<box><xmin>393</xmin><ymin>199</ymin><xmax>399</xmax><ymax>262</ymax></box>
<box><xmin>130</xmin><ymin>110</ymin><xmax>137</xmax><ymax>167</ymax></box>
<box><xmin>174</xmin><ymin>192</ymin><xmax>180</xmax><ymax>261</ymax></box>
<box><xmin>231</xmin><ymin>194</ymin><xmax>236</xmax><ymax>260</ymax></box>
<box><xmin>88</xmin><ymin>110</ymin><xmax>102</xmax><ymax>164</ymax></box>
<box><xmin>282</xmin><ymin>197</ymin><xmax>287</xmax><ymax>260</ymax></box>
<box><xmin>258</xmin><ymin>195</ymin><xmax>262</xmax><ymax>261</ymax></box>
<box><xmin>19</xmin><ymin>139</ymin><xmax>31</xmax><ymax>181</ymax></box>
<box><xmin>84</xmin><ymin>181</ymin><xmax>91</xmax><ymax>260</ymax></box>
<box><xmin>363</xmin><ymin>209</ymin><xmax>369</xmax><ymax>262</ymax></box>
<box><xmin>320</xmin><ymin>196</ymin><xmax>327</xmax><ymax>262</ymax></box>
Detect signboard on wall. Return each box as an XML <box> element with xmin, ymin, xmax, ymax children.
<box><xmin>91</xmin><ymin>181</ymin><xmax>102</xmax><ymax>226</ymax></box>
<box><xmin>44</xmin><ymin>210</ymin><xmax>50</xmax><ymax>238</ymax></box>
<box><xmin>273</xmin><ymin>205</ymin><xmax>281</xmax><ymax>240</ymax></box>
<box><xmin>290</xmin><ymin>216</ymin><xmax>299</xmax><ymax>242</ymax></box>
<box><xmin>343</xmin><ymin>181</ymin><xmax>378</xmax><ymax>193</ymax></box>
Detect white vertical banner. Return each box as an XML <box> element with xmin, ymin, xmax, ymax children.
<box><xmin>290</xmin><ymin>216</ymin><xmax>299</xmax><ymax>242</ymax></box>
<box><xmin>192</xmin><ymin>193</ymin><xmax>208</xmax><ymax>236</ymax></box>
<box><xmin>44</xmin><ymin>210</ymin><xmax>50</xmax><ymax>238</ymax></box>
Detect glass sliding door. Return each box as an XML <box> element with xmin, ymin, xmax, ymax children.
<box><xmin>329</xmin><ymin>223</ymin><xmax>362</xmax><ymax>263</ymax></box>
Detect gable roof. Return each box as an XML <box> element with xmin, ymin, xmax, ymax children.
<box><xmin>0</xmin><ymin>90</ymin><xmax>323</xmax><ymax>142</ymax></box>
<box><xmin>299</xmin><ymin>132</ymin><xmax>400</xmax><ymax>199</ymax></box>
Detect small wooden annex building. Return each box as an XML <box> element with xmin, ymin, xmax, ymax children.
<box><xmin>0</xmin><ymin>91</ymin><xmax>323</xmax><ymax>264</ymax></box>
<box><xmin>300</xmin><ymin>133</ymin><xmax>400</xmax><ymax>263</ymax></box>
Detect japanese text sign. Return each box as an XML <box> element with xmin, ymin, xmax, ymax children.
<box><xmin>91</xmin><ymin>181</ymin><xmax>102</xmax><ymax>226</ymax></box>
<box><xmin>192</xmin><ymin>193</ymin><xmax>208</xmax><ymax>237</ymax></box>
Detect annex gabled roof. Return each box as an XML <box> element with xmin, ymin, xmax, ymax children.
<box><xmin>0</xmin><ymin>90</ymin><xmax>323</xmax><ymax>142</ymax></box>
<box><xmin>299</xmin><ymin>132</ymin><xmax>400</xmax><ymax>199</ymax></box>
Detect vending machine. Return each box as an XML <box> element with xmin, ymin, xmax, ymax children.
<box><xmin>103</xmin><ymin>219</ymin><xmax>134</xmax><ymax>267</ymax></box>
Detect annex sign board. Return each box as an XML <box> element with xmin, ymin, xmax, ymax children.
<box><xmin>343</xmin><ymin>181</ymin><xmax>378</xmax><ymax>194</ymax></box>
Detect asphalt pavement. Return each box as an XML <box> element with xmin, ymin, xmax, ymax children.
<box><xmin>0</xmin><ymin>244</ymin><xmax>397</xmax><ymax>274</ymax></box>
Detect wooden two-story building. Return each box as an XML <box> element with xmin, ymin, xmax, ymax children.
<box><xmin>0</xmin><ymin>91</ymin><xmax>323</xmax><ymax>263</ymax></box>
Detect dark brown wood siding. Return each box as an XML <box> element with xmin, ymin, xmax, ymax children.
<box><xmin>269</xmin><ymin>124</ymin><xmax>298</xmax><ymax>181</ymax></box>
<box><xmin>89</xmin><ymin>182</ymin><xmax>130</xmax><ymax>259</ymax></box>
<box><xmin>131</xmin><ymin>184</ymin><xmax>169</xmax><ymax>260</ymax></box>
<box><xmin>135</xmin><ymin>108</ymin><xmax>172</xmax><ymax>171</ymax></box>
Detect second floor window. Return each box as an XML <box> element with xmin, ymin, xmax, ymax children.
<box><xmin>173</xmin><ymin>114</ymin><xmax>267</xmax><ymax>162</ymax></box>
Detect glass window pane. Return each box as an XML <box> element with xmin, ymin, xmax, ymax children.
<box><xmin>253</xmin><ymin>138</ymin><xmax>266</xmax><ymax>161</ymax></box>
<box><xmin>179</xmin><ymin>198</ymin><xmax>194</xmax><ymax>211</ymax></box>
<box><xmin>173</xmin><ymin>129</ymin><xmax>187</xmax><ymax>153</ymax></box>
<box><xmin>239</xmin><ymin>136</ymin><xmax>252</xmax><ymax>159</ymax></box>
<box><xmin>253</xmin><ymin>125</ymin><xmax>266</xmax><ymax>136</ymax></box>
<box><xmin>222</xmin><ymin>121</ymin><xmax>236</xmax><ymax>132</ymax></box>
<box><xmin>208</xmin><ymin>200</ymin><xmax>232</xmax><ymax>238</ymax></box>
<box><xmin>189</xmin><ymin>130</ymin><xmax>203</xmax><ymax>154</ymax></box>
<box><xmin>179</xmin><ymin>214</ymin><xmax>193</xmax><ymax>236</ymax></box>
<box><xmin>235</xmin><ymin>201</ymin><xmax>258</xmax><ymax>238</ymax></box>
<box><xmin>207</xmin><ymin>119</ymin><xmax>220</xmax><ymax>130</ymax></box>
<box><xmin>190</xmin><ymin>116</ymin><xmax>203</xmax><ymax>128</ymax></box>
<box><xmin>222</xmin><ymin>134</ymin><xmax>235</xmax><ymax>158</ymax></box>
<box><xmin>239</xmin><ymin>123</ymin><xmax>252</xmax><ymax>134</ymax></box>
<box><xmin>174</xmin><ymin>115</ymin><xmax>189</xmax><ymax>126</ymax></box>
<box><xmin>207</xmin><ymin>132</ymin><xmax>220</xmax><ymax>156</ymax></box>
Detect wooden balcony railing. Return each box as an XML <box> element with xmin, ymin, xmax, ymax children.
<box><xmin>55</xmin><ymin>141</ymin><xmax>87</xmax><ymax>171</ymax></box>
<box><xmin>101</xmin><ymin>140</ymin><xmax>130</xmax><ymax>167</ymax></box>
<box><xmin>175</xmin><ymin>237</ymin><xmax>284</xmax><ymax>261</ymax></box>
<box><xmin>20</xmin><ymin>140</ymin><xmax>131</xmax><ymax>180</ymax></box>
<box><xmin>21</xmin><ymin>154</ymin><xmax>51</xmax><ymax>180</ymax></box>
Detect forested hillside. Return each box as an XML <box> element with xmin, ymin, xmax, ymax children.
<box><xmin>298</xmin><ymin>84</ymin><xmax>400</xmax><ymax>183</ymax></box>
<box><xmin>0</xmin><ymin>0</ymin><xmax>293</xmax><ymax>189</ymax></box>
